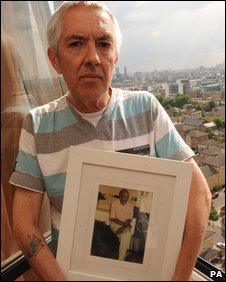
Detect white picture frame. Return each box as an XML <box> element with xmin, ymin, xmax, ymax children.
<box><xmin>57</xmin><ymin>147</ymin><xmax>193</xmax><ymax>281</ymax></box>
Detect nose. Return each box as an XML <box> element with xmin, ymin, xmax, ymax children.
<box><xmin>84</xmin><ymin>41</ymin><xmax>101</xmax><ymax>67</ymax></box>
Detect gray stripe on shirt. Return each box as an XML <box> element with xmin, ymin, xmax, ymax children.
<box><xmin>10</xmin><ymin>171</ymin><xmax>45</xmax><ymax>192</ymax></box>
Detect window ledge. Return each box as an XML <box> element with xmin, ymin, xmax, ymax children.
<box><xmin>192</xmin><ymin>269</ymin><xmax>213</xmax><ymax>281</ymax></box>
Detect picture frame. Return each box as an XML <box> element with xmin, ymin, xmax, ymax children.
<box><xmin>57</xmin><ymin>147</ymin><xmax>193</xmax><ymax>281</ymax></box>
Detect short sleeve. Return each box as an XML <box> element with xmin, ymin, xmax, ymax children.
<box><xmin>151</xmin><ymin>94</ymin><xmax>195</xmax><ymax>161</ymax></box>
<box><xmin>9</xmin><ymin>113</ymin><xmax>45</xmax><ymax>193</ymax></box>
<box><xmin>109</xmin><ymin>201</ymin><xmax>117</xmax><ymax>219</ymax></box>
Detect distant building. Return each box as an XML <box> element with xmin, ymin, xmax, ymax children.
<box><xmin>169</xmin><ymin>83</ymin><xmax>179</xmax><ymax>95</ymax></box>
<box><xmin>185</xmin><ymin>130</ymin><xmax>209</xmax><ymax>149</ymax></box>
<box><xmin>175</xmin><ymin>123</ymin><xmax>195</xmax><ymax>139</ymax></box>
<box><xmin>124</xmin><ymin>67</ymin><xmax>128</xmax><ymax>77</ymax></box>
<box><xmin>202</xmin><ymin>154</ymin><xmax>225</xmax><ymax>187</ymax></box>
<box><xmin>200</xmin><ymin>83</ymin><xmax>221</xmax><ymax>93</ymax></box>
<box><xmin>198</xmin><ymin>139</ymin><xmax>220</xmax><ymax>150</ymax></box>
<box><xmin>189</xmin><ymin>79</ymin><xmax>201</xmax><ymax>88</ymax></box>
<box><xmin>148</xmin><ymin>83</ymin><xmax>166</xmax><ymax>96</ymax></box>
<box><xmin>205</xmin><ymin>106</ymin><xmax>225</xmax><ymax>122</ymax></box>
<box><xmin>182</xmin><ymin>117</ymin><xmax>205</xmax><ymax>130</ymax></box>
<box><xmin>200</xmin><ymin>164</ymin><xmax>218</xmax><ymax>189</ymax></box>
<box><xmin>190</xmin><ymin>110</ymin><xmax>203</xmax><ymax>119</ymax></box>
<box><xmin>200</xmin><ymin>229</ymin><xmax>216</xmax><ymax>252</ymax></box>
<box><xmin>115</xmin><ymin>67</ymin><xmax>121</xmax><ymax>80</ymax></box>
<box><xmin>176</xmin><ymin>79</ymin><xmax>190</xmax><ymax>95</ymax></box>
<box><xmin>202</xmin><ymin>122</ymin><xmax>216</xmax><ymax>131</ymax></box>
<box><xmin>162</xmin><ymin>83</ymin><xmax>170</xmax><ymax>97</ymax></box>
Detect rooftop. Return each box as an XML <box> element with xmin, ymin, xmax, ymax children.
<box><xmin>188</xmin><ymin>130</ymin><xmax>209</xmax><ymax>138</ymax></box>
<box><xmin>200</xmin><ymin>165</ymin><xmax>217</xmax><ymax>178</ymax></box>
<box><xmin>204</xmin><ymin>229</ymin><xmax>217</xmax><ymax>239</ymax></box>
<box><xmin>198</xmin><ymin>139</ymin><xmax>220</xmax><ymax>147</ymax></box>
<box><xmin>182</xmin><ymin>117</ymin><xmax>205</xmax><ymax>127</ymax></box>
<box><xmin>175</xmin><ymin>123</ymin><xmax>195</xmax><ymax>132</ymax></box>
<box><xmin>199</xmin><ymin>146</ymin><xmax>223</xmax><ymax>156</ymax></box>
<box><xmin>202</xmin><ymin>154</ymin><xmax>225</xmax><ymax>167</ymax></box>
<box><xmin>206</xmin><ymin>107</ymin><xmax>225</xmax><ymax>117</ymax></box>
<box><xmin>203</xmin><ymin>122</ymin><xmax>216</xmax><ymax>128</ymax></box>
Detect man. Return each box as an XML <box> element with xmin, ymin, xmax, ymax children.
<box><xmin>109</xmin><ymin>189</ymin><xmax>134</xmax><ymax>261</ymax></box>
<box><xmin>10</xmin><ymin>1</ymin><xmax>211</xmax><ymax>281</ymax></box>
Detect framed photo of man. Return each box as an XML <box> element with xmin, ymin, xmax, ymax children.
<box><xmin>56</xmin><ymin>147</ymin><xmax>193</xmax><ymax>281</ymax></box>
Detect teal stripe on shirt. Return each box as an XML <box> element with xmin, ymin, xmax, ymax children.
<box><xmin>108</xmin><ymin>92</ymin><xmax>152</xmax><ymax>121</ymax></box>
<box><xmin>44</xmin><ymin>172</ymin><xmax>66</xmax><ymax>197</ymax></box>
<box><xmin>31</xmin><ymin>107</ymin><xmax>78</xmax><ymax>134</ymax></box>
<box><xmin>31</xmin><ymin>92</ymin><xmax>153</xmax><ymax>134</ymax></box>
<box><xmin>16</xmin><ymin>150</ymin><xmax>43</xmax><ymax>179</ymax></box>
<box><xmin>155</xmin><ymin>129</ymin><xmax>186</xmax><ymax>159</ymax></box>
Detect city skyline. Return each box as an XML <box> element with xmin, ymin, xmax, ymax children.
<box><xmin>104</xmin><ymin>1</ymin><xmax>225</xmax><ymax>72</ymax></box>
<box><xmin>113</xmin><ymin>61</ymin><xmax>225</xmax><ymax>75</ymax></box>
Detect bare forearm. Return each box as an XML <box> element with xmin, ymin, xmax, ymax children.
<box><xmin>14</xmin><ymin>225</ymin><xmax>66</xmax><ymax>281</ymax></box>
<box><xmin>172</xmin><ymin>158</ymin><xmax>212</xmax><ymax>281</ymax></box>
<box><xmin>120</xmin><ymin>219</ymin><xmax>132</xmax><ymax>230</ymax></box>
<box><xmin>110</xmin><ymin>218</ymin><xmax>125</xmax><ymax>226</ymax></box>
<box><xmin>172</xmin><ymin>203</ymin><xmax>210</xmax><ymax>280</ymax></box>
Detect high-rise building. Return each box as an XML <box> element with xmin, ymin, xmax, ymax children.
<box><xmin>115</xmin><ymin>67</ymin><xmax>121</xmax><ymax>80</ymax></box>
<box><xmin>176</xmin><ymin>79</ymin><xmax>190</xmax><ymax>95</ymax></box>
<box><xmin>124</xmin><ymin>67</ymin><xmax>127</xmax><ymax>77</ymax></box>
<box><xmin>169</xmin><ymin>83</ymin><xmax>178</xmax><ymax>95</ymax></box>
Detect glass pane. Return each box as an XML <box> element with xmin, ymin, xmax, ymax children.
<box><xmin>107</xmin><ymin>1</ymin><xmax>225</xmax><ymax>276</ymax></box>
<box><xmin>1</xmin><ymin>0</ymin><xmax>64</xmax><ymax>264</ymax></box>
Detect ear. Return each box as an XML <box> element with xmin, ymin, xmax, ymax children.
<box><xmin>47</xmin><ymin>47</ymin><xmax>62</xmax><ymax>74</ymax></box>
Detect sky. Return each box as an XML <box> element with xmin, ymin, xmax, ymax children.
<box><xmin>3</xmin><ymin>1</ymin><xmax>224</xmax><ymax>78</ymax></box>
<box><xmin>103</xmin><ymin>1</ymin><xmax>225</xmax><ymax>73</ymax></box>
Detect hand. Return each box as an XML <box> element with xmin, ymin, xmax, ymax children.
<box><xmin>115</xmin><ymin>227</ymin><xmax>124</xmax><ymax>235</ymax></box>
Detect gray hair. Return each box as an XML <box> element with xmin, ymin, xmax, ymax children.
<box><xmin>47</xmin><ymin>1</ymin><xmax>122</xmax><ymax>56</ymax></box>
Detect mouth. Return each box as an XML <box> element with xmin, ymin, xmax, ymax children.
<box><xmin>80</xmin><ymin>73</ymin><xmax>103</xmax><ymax>80</ymax></box>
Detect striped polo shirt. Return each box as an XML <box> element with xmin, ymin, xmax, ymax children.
<box><xmin>9</xmin><ymin>88</ymin><xmax>194</xmax><ymax>255</ymax></box>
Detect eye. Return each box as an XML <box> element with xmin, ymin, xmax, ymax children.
<box><xmin>69</xmin><ymin>40</ymin><xmax>84</xmax><ymax>47</ymax></box>
<box><xmin>98</xmin><ymin>41</ymin><xmax>111</xmax><ymax>48</ymax></box>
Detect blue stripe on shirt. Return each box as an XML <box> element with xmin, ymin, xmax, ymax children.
<box><xmin>44</xmin><ymin>172</ymin><xmax>66</xmax><ymax>197</ymax></box>
<box><xmin>16</xmin><ymin>150</ymin><xmax>43</xmax><ymax>179</ymax></box>
<box><xmin>155</xmin><ymin>129</ymin><xmax>186</xmax><ymax>159</ymax></box>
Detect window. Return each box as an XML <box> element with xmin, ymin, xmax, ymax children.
<box><xmin>1</xmin><ymin>1</ymin><xmax>64</xmax><ymax>280</ymax></box>
<box><xmin>1</xmin><ymin>1</ymin><xmax>225</xmax><ymax>281</ymax></box>
<box><xmin>108</xmin><ymin>1</ymin><xmax>225</xmax><ymax>280</ymax></box>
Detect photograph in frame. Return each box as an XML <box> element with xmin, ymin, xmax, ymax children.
<box><xmin>57</xmin><ymin>147</ymin><xmax>193</xmax><ymax>281</ymax></box>
<box><xmin>91</xmin><ymin>185</ymin><xmax>153</xmax><ymax>264</ymax></box>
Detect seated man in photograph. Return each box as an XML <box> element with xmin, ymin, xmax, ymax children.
<box><xmin>109</xmin><ymin>189</ymin><xmax>134</xmax><ymax>261</ymax></box>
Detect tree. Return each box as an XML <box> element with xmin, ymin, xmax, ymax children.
<box><xmin>209</xmin><ymin>207</ymin><xmax>219</xmax><ymax>222</ymax></box>
<box><xmin>174</xmin><ymin>94</ymin><xmax>191</xmax><ymax>108</ymax></box>
<box><xmin>208</xmin><ymin>100</ymin><xmax>217</xmax><ymax>110</ymax></box>
<box><xmin>155</xmin><ymin>94</ymin><xmax>164</xmax><ymax>105</ymax></box>
<box><xmin>213</xmin><ymin>133</ymin><xmax>223</xmax><ymax>142</ymax></box>
<box><xmin>214</xmin><ymin>116</ymin><xmax>225</xmax><ymax>129</ymax></box>
<box><xmin>213</xmin><ymin>185</ymin><xmax>223</xmax><ymax>192</ymax></box>
<box><xmin>162</xmin><ymin>97</ymin><xmax>176</xmax><ymax>109</ymax></box>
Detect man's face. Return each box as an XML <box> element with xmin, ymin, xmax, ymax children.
<box><xmin>119</xmin><ymin>191</ymin><xmax>129</xmax><ymax>203</ymax></box>
<box><xmin>48</xmin><ymin>6</ymin><xmax>118</xmax><ymax>109</ymax></box>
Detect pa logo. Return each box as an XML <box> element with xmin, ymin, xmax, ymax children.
<box><xmin>210</xmin><ymin>270</ymin><xmax>223</xmax><ymax>278</ymax></box>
